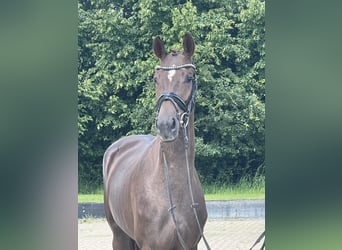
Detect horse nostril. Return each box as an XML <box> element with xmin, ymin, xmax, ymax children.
<box><xmin>171</xmin><ymin>118</ymin><xmax>176</xmax><ymax>130</ymax></box>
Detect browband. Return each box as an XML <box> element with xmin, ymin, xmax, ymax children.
<box><xmin>155</xmin><ymin>64</ymin><xmax>196</xmax><ymax>71</ymax></box>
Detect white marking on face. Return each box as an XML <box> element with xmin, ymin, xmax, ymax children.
<box><xmin>168</xmin><ymin>65</ymin><xmax>176</xmax><ymax>82</ymax></box>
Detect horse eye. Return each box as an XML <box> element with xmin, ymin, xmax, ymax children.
<box><xmin>186</xmin><ymin>75</ymin><xmax>194</xmax><ymax>82</ymax></box>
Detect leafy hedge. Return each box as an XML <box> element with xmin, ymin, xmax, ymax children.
<box><xmin>78</xmin><ymin>0</ymin><xmax>265</xmax><ymax>189</ymax></box>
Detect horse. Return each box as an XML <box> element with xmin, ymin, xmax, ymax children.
<box><xmin>103</xmin><ymin>33</ymin><xmax>209</xmax><ymax>250</ymax></box>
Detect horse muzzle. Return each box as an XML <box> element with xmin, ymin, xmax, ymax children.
<box><xmin>156</xmin><ymin>115</ymin><xmax>179</xmax><ymax>142</ymax></box>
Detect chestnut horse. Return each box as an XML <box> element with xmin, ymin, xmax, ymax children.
<box><xmin>103</xmin><ymin>33</ymin><xmax>209</xmax><ymax>250</ymax></box>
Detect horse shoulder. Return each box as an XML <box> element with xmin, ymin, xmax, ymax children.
<box><xmin>103</xmin><ymin>135</ymin><xmax>155</xmax><ymax>180</ymax></box>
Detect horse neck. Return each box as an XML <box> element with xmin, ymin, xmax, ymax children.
<box><xmin>153</xmin><ymin>114</ymin><xmax>196</xmax><ymax>205</ymax></box>
<box><xmin>156</xmin><ymin>115</ymin><xmax>195</xmax><ymax>189</ymax></box>
<box><xmin>158</xmin><ymin>114</ymin><xmax>195</xmax><ymax>168</ymax></box>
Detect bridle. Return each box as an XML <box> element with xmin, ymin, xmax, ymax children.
<box><xmin>155</xmin><ymin>64</ymin><xmax>197</xmax><ymax>128</ymax></box>
<box><xmin>155</xmin><ymin>63</ymin><xmax>211</xmax><ymax>250</ymax></box>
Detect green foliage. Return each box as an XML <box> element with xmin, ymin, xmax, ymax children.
<box><xmin>78</xmin><ymin>0</ymin><xmax>265</xmax><ymax>189</ymax></box>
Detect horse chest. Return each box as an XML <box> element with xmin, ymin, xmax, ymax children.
<box><xmin>134</xmin><ymin>202</ymin><xmax>199</xmax><ymax>249</ymax></box>
<box><xmin>133</xmin><ymin>178</ymin><xmax>200</xmax><ymax>240</ymax></box>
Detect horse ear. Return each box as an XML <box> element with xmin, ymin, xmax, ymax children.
<box><xmin>183</xmin><ymin>33</ymin><xmax>195</xmax><ymax>57</ymax></box>
<box><xmin>153</xmin><ymin>36</ymin><xmax>167</xmax><ymax>60</ymax></box>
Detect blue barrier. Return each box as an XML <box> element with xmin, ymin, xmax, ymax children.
<box><xmin>78</xmin><ymin>200</ymin><xmax>265</xmax><ymax>219</ymax></box>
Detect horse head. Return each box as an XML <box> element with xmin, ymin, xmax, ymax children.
<box><xmin>153</xmin><ymin>33</ymin><xmax>197</xmax><ymax>142</ymax></box>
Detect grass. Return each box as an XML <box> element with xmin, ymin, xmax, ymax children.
<box><xmin>78</xmin><ymin>176</ymin><xmax>264</xmax><ymax>202</ymax></box>
<box><xmin>203</xmin><ymin>176</ymin><xmax>265</xmax><ymax>200</ymax></box>
<box><xmin>78</xmin><ymin>186</ymin><xmax>104</xmax><ymax>203</ymax></box>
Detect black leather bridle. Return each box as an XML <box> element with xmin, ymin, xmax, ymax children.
<box><xmin>155</xmin><ymin>64</ymin><xmax>197</xmax><ymax>127</ymax></box>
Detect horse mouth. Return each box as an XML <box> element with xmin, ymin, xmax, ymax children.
<box><xmin>159</xmin><ymin>135</ymin><xmax>177</xmax><ymax>142</ymax></box>
<box><xmin>157</xmin><ymin>129</ymin><xmax>178</xmax><ymax>142</ymax></box>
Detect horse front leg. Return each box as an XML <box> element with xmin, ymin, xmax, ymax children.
<box><xmin>110</xmin><ymin>222</ymin><xmax>137</xmax><ymax>250</ymax></box>
<box><xmin>104</xmin><ymin>200</ymin><xmax>136</xmax><ymax>249</ymax></box>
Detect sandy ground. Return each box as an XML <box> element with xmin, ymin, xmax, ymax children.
<box><xmin>78</xmin><ymin>218</ymin><xmax>265</xmax><ymax>250</ymax></box>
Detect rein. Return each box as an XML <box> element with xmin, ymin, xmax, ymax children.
<box><xmin>160</xmin><ymin>124</ymin><xmax>211</xmax><ymax>250</ymax></box>
<box><xmin>249</xmin><ymin>230</ymin><xmax>265</xmax><ymax>250</ymax></box>
<box><xmin>157</xmin><ymin>63</ymin><xmax>211</xmax><ymax>250</ymax></box>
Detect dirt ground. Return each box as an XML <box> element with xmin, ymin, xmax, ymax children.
<box><xmin>78</xmin><ymin>218</ymin><xmax>265</xmax><ymax>250</ymax></box>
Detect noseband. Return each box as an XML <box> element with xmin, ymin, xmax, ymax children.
<box><xmin>155</xmin><ymin>64</ymin><xmax>197</xmax><ymax>127</ymax></box>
